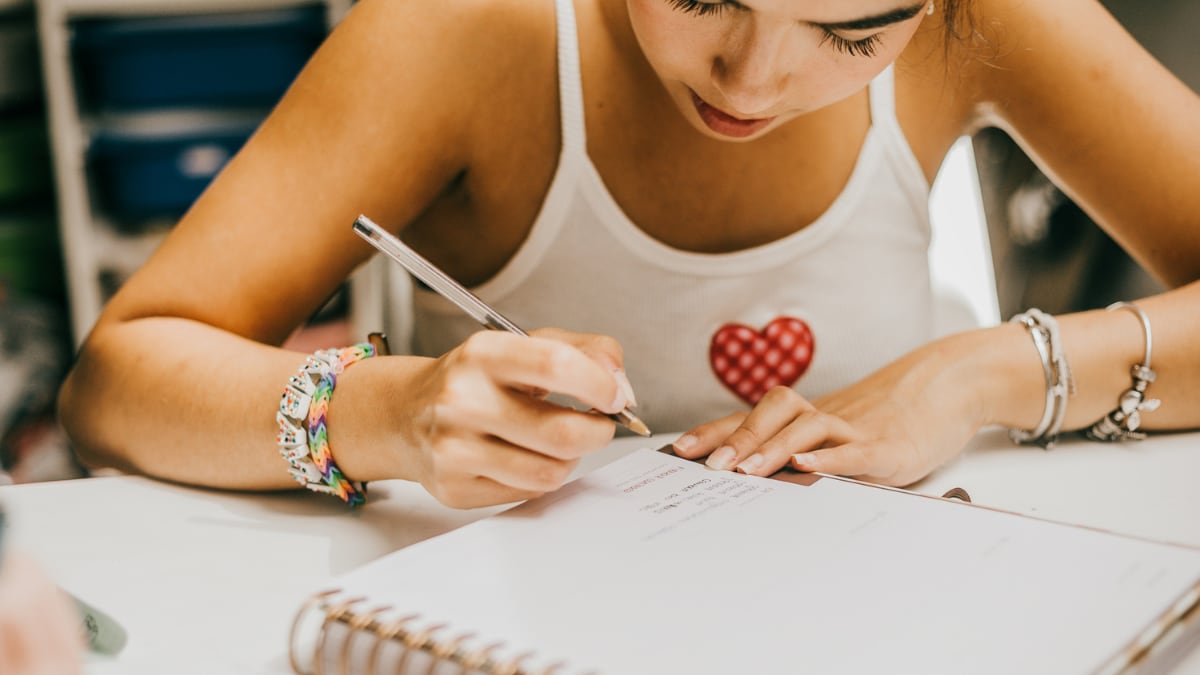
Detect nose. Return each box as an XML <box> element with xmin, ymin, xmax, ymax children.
<box><xmin>711</xmin><ymin>22</ymin><xmax>791</xmax><ymax>116</ymax></box>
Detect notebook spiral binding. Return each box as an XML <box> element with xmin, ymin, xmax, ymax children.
<box><xmin>289</xmin><ymin>589</ymin><xmax>568</xmax><ymax>675</ymax></box>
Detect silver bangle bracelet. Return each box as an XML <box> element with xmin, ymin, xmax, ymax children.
<box><xmin>1009</xmin><ymin>308</ymin><xmax>1074</xmax><ymax>449</ymax></box>
<box><xmin>1085</xmin><ymin>301</ymin><xmax>1161</xmax><ymax>442</ymax></box>
<box><xmin>1009</xmin><ymin>314</ymin><xmax>1054</xmax><ymax>444</ymax></box>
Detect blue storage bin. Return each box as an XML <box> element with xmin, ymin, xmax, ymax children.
<box><xmin>72</xmin><ymin>5</ymin><xmax>327</xmax><ymax>111</ymax></box>
<box><xmin>88</xmin><ymin>120</ymin><xmax>257</xmax><ymax>223</ymax></box>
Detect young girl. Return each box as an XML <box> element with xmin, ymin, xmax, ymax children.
<box><xmin>58</xmin><ymin>0</ymin><xmax>1200</xmax><ymax>508</ymax></box>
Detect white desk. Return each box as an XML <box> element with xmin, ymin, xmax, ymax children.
<box><xmin>1</xmin><ymin>429</ymin><xmax>1198</xmax><ymax>674</ymax></box>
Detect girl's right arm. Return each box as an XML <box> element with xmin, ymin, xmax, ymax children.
<box><xmin>57</xmin><ymin>0</ymin><xmax>628</xmax><ymax>508</ymax></box>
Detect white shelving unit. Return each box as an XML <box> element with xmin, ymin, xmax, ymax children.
<box><xmin>35</xmin><ymin>0</ymin><xmax>375</xmax><ymax>345</ymax></box>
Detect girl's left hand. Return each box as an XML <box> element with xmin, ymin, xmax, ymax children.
<box><xmin>672</xmin><ymin>335</ymin><xmax>990</xmax><ymax>486</ymax></box>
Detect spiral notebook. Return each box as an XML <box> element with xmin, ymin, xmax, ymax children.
<box><xmin>289</xmin><ymin>447</ymin><xmax>1200</xmax><ymax>675</ymax></box>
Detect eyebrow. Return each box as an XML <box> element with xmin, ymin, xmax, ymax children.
<box><xmin>813</xmin><ymin>2</ymin><xmax>928</xmax><ymax>31</ymax></box>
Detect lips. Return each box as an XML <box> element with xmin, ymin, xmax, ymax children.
<box><xmin>690</xmin><ymin>90</ymin><xmax>775</xmax><ymax>138</ymax></box>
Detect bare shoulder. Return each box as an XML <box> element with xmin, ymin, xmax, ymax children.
<box><xmin>396</xmin><ymin>0</ymin><xmax>555</xmax><ymax>84</ymax></box>
<box><xmin>99</xmin><ymin>0</ymin><xmax>562</xmax><ymax>340</ymax></box>
<box><xmin>893</xmin><ymin>0</ymin><xmax>1169</xmax><ymax>172</ymax></box>
<box><xmin>940</xmin><ymin>0</ymin><xmax>1165</xmax><ymax>127</ymax></box>
<box><xmin>442</xmin><ymin>0</ymin><xmax>561</xmax><ymax>152</ymax></box>
<box><xmin>338</xmin><ymin>0</ymin><xmax>554</xmax><ymax>57</ymax></box>
<box><xmin>315</xmin><ymin>0</ymin><xmax>561</xmax><ymax>184</ymax></box>
<box><xmin>239</xmin><ymin>0</ymin><xmax>559</xmax><ymax>186</ymax></box>
<box><xmin>904</xmin><ymin>0</ymin><xmax>1200</xmax><ymax>287</ymax></box>
<box><xmin>322</xmin><ymin>0</ymin><xmax>557</xmax><ymax>113</ymax></box>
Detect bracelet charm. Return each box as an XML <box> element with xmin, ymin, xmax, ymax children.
<box><xmin>1086</xmin><ymin>302</ymin><xmax>1160</xmax><ymax>442</ymax></box>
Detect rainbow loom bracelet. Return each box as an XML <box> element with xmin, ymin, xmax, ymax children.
<box><xmin>277</xmin><ymin>344</ymin><xmax>375</xmax><ymax>506</ymax></box>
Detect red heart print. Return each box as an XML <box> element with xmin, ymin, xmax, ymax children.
<box><xmin>710</xmin><ymin>317</ymin><xmax>815</xmax><ymax>405</ymax></box>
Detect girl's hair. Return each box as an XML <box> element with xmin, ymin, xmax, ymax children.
<box><xmin>943</xmin><ymin>0</ymin><xmax>970</xmax><ymax>39</ymax></box>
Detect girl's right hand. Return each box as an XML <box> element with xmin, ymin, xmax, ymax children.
<box><xmin>337</xmin><ymin>328</ymin><xmax>634</xmax><ymax>509</ymax></box>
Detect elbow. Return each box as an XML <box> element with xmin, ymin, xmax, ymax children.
<box><xmin>56</xmin><ymin>361</ymin><xmax>103</xmax><ymax>471</ymax></box>
<box><xmin>1174</xmin><ymin>266</ymin><xmax>1200</xmax><ymax>290</ymax></box>
<box><xmin>1148</xmin><ymin>243</ymin><xmax>1200</xmax><ymax>290</ymax></box>
<box><xmin>56</xmin><ymin>341</ymin><xmax>126</xmax><ymax>473</ymax></box>
<box><xmin>1155</xmin><ymin>254</ymin><xmax>1200</xmax><ymax>289</ymax></box>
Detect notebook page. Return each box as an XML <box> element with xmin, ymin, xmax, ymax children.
<box><xmin>329</xmin><ymin>448</ymin><xmax>1200</xmax><ymax>675</ymax></box>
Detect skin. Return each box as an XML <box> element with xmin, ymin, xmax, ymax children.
<box><xmin>0</xmin><ymin>553</ymin><xmax>82</xmax><ymax>675</ymax></box>
<box><xmin>57</xmin><ymin>0</ymin><xmax>1200</xmax><ymax>505</ymax></box>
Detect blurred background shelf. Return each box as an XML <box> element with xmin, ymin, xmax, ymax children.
<box><xmin>43</xmin><ymin>0</ymin><xmax>327</xmax><ymax>18</ymax></box>
<box><xmin>36</xmin><ymin>0</ymin><xmax>354</xmax><ymax>344</ymax></box>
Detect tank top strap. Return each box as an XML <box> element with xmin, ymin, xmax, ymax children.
<box><xmin>868</xmin><ymin>64</ymin><xmax>932</xmax><ymax>204</ymax></box>
<box><xmin>868</xmin><ymin>64</ymin><xmax>898</xmax><ymax>130</ymax></box>
<box><xmin>554</xmin><ymin>0</ymin><xmax>588</xmax><ymax>153</ymax></box>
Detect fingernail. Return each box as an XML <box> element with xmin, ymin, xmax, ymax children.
<box><xmin>609</xmin><ymin>378</ymin><xmax>628</xmax><ymax>412</ymax></box>
<box><xmin>792</xmin><ymin>453</ymin><xmax>817</xmax><ymax>470</ymax></box>
<box><xmin>735</xmin><ymin>454</ymin><xmax>763</xmax><ymax>475</ymax></box>
<box><xmin>706</xmin><ymin>446</ymin><xmax>736</xmax><ymax>471</ymax></box>
<box><xmin>613</xmin><ymin>369</ymin><xmax>638</xmax><ymax>408</ymax></box>
<box><xmin>673</xmin><ymin>434</ymin><xmax>698</xmax><ymax>454</ymax></box>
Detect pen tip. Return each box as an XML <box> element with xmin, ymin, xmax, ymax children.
<box><xmin>624</xmin><ymin>414</ymin><xmax>652</xmax><ymax>438</ymax></box>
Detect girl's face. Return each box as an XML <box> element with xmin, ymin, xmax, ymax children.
<box><xmin>626</xmin><ymin>0</ymin><xmax>931</xmax><ymax>140</ymax></box>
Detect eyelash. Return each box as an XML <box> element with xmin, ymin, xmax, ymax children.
<box><xmin>819</xmin><ymin>29</ymin><xmax>882</xmax><ymax>58</ymax></box>
<box><xmin>667</xmin><ymin>0</ymin><xmax>883</xmax><ymax>59</ymax></box>
<box><xmin>667</xmin><ymin>0</ymin><xmax>731</xmax><ymax>17</ymax></box>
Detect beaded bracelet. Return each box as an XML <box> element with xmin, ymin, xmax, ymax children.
<box><xmin>1085</xmin><ymin>301</ymin><xmax>1160</xmax><ymax>442</ymax></box>
<box><xmin>1009</xmin><ymin>308</ymin><xmax>1075</xmax><ymax>449</ymax></box>
<box><xmin>276</xmin><ymin>344</ymin><xmax>375</xmax><ymax>506</ymax></box>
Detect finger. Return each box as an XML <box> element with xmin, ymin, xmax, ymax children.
<box><xmin>510</xmin><ymin>383</ymin><xmax>550</xmax><ymax>399</ymax></box>
<box><xmin>531</xmin><ymin>328</ymin><xmax>640</xmax><ymax>408</ymax></box>
<box><xmin>21</xmin><ymin>605</ymin><xmax>72</xmax><ymax>675</ymax></box>
<box><xmin>496</xmin><ymin>399</ymin><xmax>617</xmax><ymax>462</ymax></box>
<box><xmin>436</xmin><ymin>375</ymin><xmax>616</xmax><ymax>460</ymax></box>
<box><xmin>670</xmin><ymin>412</ymin><xmax>747</xmax><ymax>459</ymax></box>
<box><xmin>1</xmin><ymin>556</ymin><xmax>74</xmax><ymax>674</ymax></box>
<box><xmin>458</xmin><ymin>332</ymin><xmax>627</xmax><ymax>414</ymax></box>
<box><xmin>431</xmin><ymin>474</ymin><xmax>548</xmax><ymax>510</ymax></box>
<box><xmin>442</xmin><ymin>433</ymin><xmax>582</xmax><ymax>494</ymax></box>
<box><xmin>790</xmin><ymin>440</ymin><xmax>904</xmax><ymax>484</ymax></box>
<box><xmin>707</xmin><ymin>386</ymin><xmax>815</xmax><ymax>471</ymax></box>
<box><xmin>47</xmin><ymin>588</ymin><xmax>85</xmax><ymax>668</ymax></box>
<box><xmin>531</xmin><ymin>327</ymin><xmax>624</xmax><ymax>369</ymax></box>
<box><xmin>734</xmin><ymin>410</ymin><xmax>865</xmax><ymax>477</ymax></box>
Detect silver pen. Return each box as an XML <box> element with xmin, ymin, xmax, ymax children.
<box><xmin>353</xmin><ymin>214</ymin><xmax>651</xmax><ymax>437</ymax></box>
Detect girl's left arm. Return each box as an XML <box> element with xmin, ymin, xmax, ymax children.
<box><xmin>960</xmin><ymin>0</ymin><xmax>1200</xmax><ymax>432</ymax></box>
<box><xmin>968</xmin><ymin>0</ymin><xmax>1200</xmax><ymax>287</ymax></box>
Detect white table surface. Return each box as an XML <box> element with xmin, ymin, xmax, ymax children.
<box><xmin>1</xmin><ymin>429</ymin><xmax>1198</xmax><ymax>674</ymax></box>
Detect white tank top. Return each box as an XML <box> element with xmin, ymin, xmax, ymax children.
<box><xmin>392</xmin><ymin>0</ymin><xmax>943</xmax><ymax>433</ymax></box>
